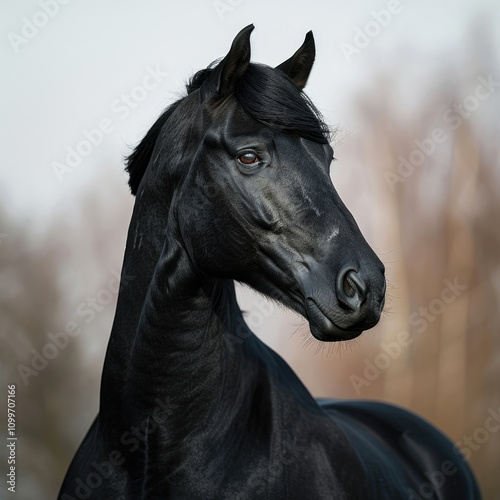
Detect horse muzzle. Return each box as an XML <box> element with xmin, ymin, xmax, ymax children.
<box><xmin>302</xmin><ymin>264</ymin><xmax>386</xmax><ymax>342</ymax></box>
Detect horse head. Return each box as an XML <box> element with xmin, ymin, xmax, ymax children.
<box><xmin>130</xmin><ymin>25</ymin><xmax>386</xmax><ymax>342</ymax></box>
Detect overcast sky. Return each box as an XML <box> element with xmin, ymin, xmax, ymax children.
<box><xmin>2</xmin><ymin>0</ymin><xmax>499</xmax><ymax>222</ymax></box>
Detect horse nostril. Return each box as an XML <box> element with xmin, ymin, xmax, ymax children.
<box><xmin>337</xmin><ymin>269</ymin><xmax>367</xmax><ymax>310</ymax></box>
<box><xmin>344</xmin><ymin>274</ymin><xmax>357</xmax><ymax>298</ymax></box>
<box><xmin>344</xmin><ymin>270</ymin><xmax>367</xmax><ymax>297</ymax></box>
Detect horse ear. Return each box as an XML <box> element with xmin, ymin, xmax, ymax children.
<box><xmin>215</xmin><ymin>24</ymin><xmax>254</xmax><ymax>97</ymax></box>
<box><xmin>276</xmin><ymin>31</ymin><xmax>315</xmax><ymax>90</ymax></box>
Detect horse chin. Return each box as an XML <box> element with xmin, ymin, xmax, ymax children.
<box><xmin>305</xmin><ymin>298</ymin><xmax>364</xmax><ymax>342</ymax></box>
<box><xmin>308</xmin><ymin>323</ymin><xmax>364</xmax><ymax>342</ymax></box>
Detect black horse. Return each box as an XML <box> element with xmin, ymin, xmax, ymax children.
<box><xmin>59</xmin><ymin>25</ymin><xmax>480</xmax><ymax>499</ymax></box>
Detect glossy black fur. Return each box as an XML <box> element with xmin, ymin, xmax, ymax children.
<box><xmin>59</xmin><ymin>25</ymin><xmax>480</xmax><ymax>499</ymax></box>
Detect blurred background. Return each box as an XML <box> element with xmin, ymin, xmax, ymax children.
<box><xmin>1</xmin><ymin>0</ymin><xmax>499</xmax><ymax>498</ymax></box>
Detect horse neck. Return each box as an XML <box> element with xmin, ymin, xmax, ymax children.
<box><xmin>123</xmin><ymin>230</ymin><xmax>277</xmax><ymax>464</ymax></box>
<box><xmin>100</xmin><ymin>187</ymin><xmax>171</xmax><ymax>414</ymax></box>
<box><xmin>100</xmin><ymin>191</ymin><xmax>260</xmax><ymax>422</ymax></box>
<box><xmin>127</xmin><ymin>234</ymin><xmax>235</xmax><ymax>389</ymax></box>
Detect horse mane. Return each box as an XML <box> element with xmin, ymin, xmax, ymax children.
<box><xmin>125</xmin><ymin>62</ymin><xmax>331</xmax><ymax>195</ymax></box>
<box><xmin>124</xmin><ymin>102</ymin><xmax>181</xmax><ymax>195</ymax></box>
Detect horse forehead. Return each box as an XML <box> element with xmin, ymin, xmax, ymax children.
<box><xmin>216</xmin><ymin>100</ymin><xmax>270</xmax><ymax>138</ymax></box>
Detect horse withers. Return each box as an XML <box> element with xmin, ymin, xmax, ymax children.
<box><xmin>59</xmin><ymin>25</ymin><xmax>480</xmax><ymax>499</ymax></box>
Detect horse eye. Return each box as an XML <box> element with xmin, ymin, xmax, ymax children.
<box><xmin>238</xmin><ymin>152</ymin><xmax>260</xmax><ymax>165</ymax></box>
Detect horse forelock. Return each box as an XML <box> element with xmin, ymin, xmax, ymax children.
<box><xmin>235</xmin><ymin>63</ymin><xmax>331</xmax><ymax>144</ymax></box>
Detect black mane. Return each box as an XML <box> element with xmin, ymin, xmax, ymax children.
<box><xmin>124</xmin><ymin>101</ymin><xmax>182</xmax><ymax>195</ymax></box>
<box><xmin>125</xmin><ymin>63</ymin><xmax>330</xmax><ymax>195</ymax></box>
